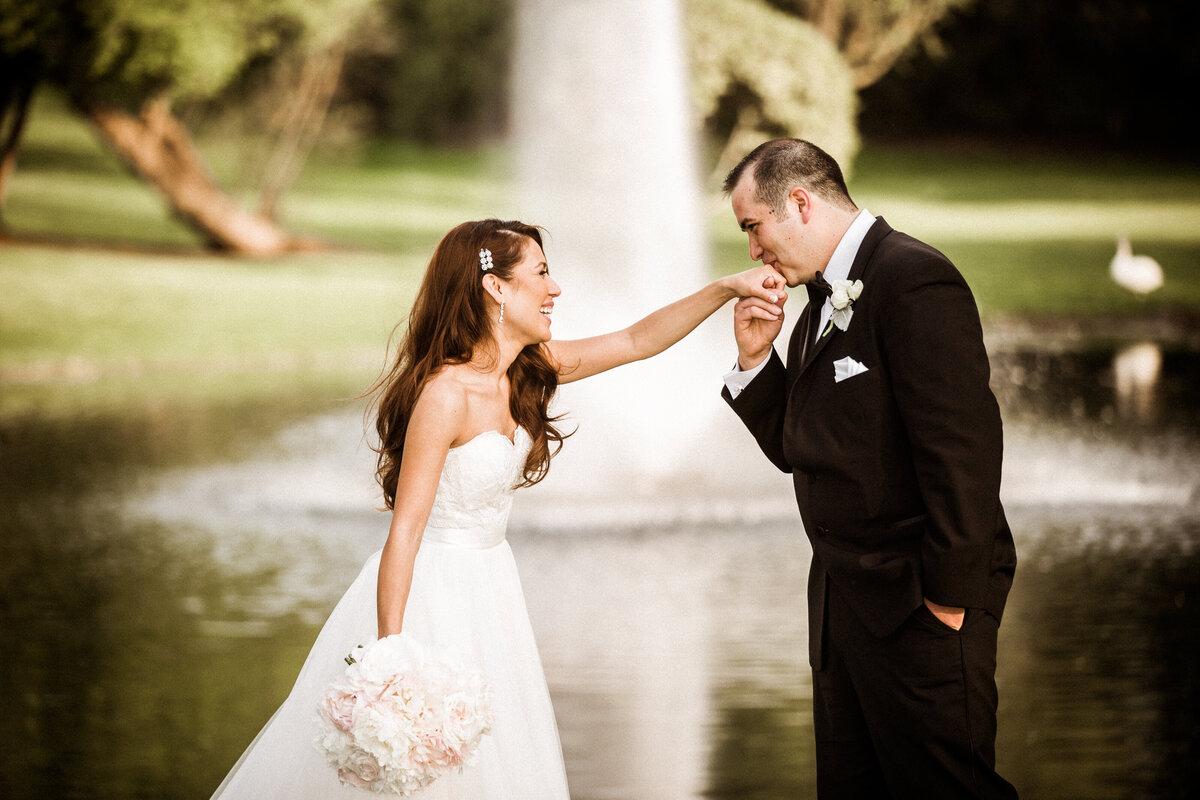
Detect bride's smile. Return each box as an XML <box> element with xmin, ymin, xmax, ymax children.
<box><xmin>497</xmin><ymin>237</ymin><xmax>561</xmax><ymax>344</ymax></box>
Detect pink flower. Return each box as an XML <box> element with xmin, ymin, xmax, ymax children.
<box><xmin>320</xmin><ymin>687</ymin><xmax>360</xmax><ymax>733</ymax></box>
<box><xmin>442</xmin><ymin>691</ymin><xmax>489</xmax><ymax>749</ymax></box>
<box><xmin>338</xmin><ymin>751</ymin><xmax>379</xmax><ymax>788</ymax></box>
<box><xmin>314</xmin><ymin>634</ymin><xmax>494</xmax><ymax>795</ymax></box>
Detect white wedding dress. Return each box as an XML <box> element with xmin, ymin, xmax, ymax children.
<box><xmin>211</xmin><ymin>427</ymin><xmax>570</xmax><ymax>799</ymax></box>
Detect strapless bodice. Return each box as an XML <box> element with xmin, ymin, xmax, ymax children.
<box><xmin>422</xmin><ymin>427</ymin><xmax>530</xmax><ymax>549</ymax></box>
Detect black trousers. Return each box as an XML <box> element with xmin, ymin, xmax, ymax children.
<box><xmin>812</xmin><ymin>582</ymin><xmax>1019</xmax><ymax>799</ymax></box>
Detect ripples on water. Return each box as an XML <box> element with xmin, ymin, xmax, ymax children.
<box><xmin>0</xmin><ymin>344</ymin><xmax>1196</xmax><ymax>799</ymax></box>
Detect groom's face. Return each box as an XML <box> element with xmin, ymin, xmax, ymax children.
<box><xmin>730</xmin><ymin>174</ymin><xmax>814</xmax><ymax>287</ymax></box>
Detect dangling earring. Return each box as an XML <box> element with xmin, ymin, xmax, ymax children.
<box><xmin>498</xmin><ymin>302</ymin><xmax>505</xmax><ymax>324</ymax></box>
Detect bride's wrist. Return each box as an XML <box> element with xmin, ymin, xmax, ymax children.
<box><xmin>713</xmin><ymin>275</ymin><xmax>738</xmax><ymax>301</ymax></box>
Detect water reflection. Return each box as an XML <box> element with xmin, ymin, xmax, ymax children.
<box><xmin>1113</xmin><ymin>341</ymin><xmax>1163</xmax><ymax>422</ymax></box>
<box><xmin>1</xmin><ymin>344</ymin><xmax>1198</xmax><ymax>799</ymax></box>
<box><xmin>0</xmin><ymin>379</ymin><xmax>363</xmax><ymax>799</ymax></box>
<box><xmin>989</xmin><ymin>342</ymin><xmax>1197</xmax><ymax>434</ymax></box>
<box><xmin>998</xmin><ymin>509</ymin><xmax>1200</xmax><ymax>800</ymax></box>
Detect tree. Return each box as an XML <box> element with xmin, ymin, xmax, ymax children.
<box><xmin>0</xmin><ymin>0</ymin><xmax>378</xmax><ymax>254</ymax></box>
<box><xmin>686</xmin><ymin>0</ymin><xmax>859</xmax><ymax>177</ymax></box>
<box><xmin>338</xmin><ymin>0</ymin><xmax>512</xmax><ymax>144</ymax></box>
<box><xmin>765</xmin><ymin>0</ymin><xmax>974</xmax><ymax>89</ymax></box>
<box><xmin>0</xmin><ymin>0</ymin><xmax>62</xmax><ymax>213</ymax></box>
<box><xmin>685</xmin><ymin>0</ymin><xmax>972</xmax><ymax>177</ymax></box>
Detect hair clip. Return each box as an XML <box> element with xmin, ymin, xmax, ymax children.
<box><xmin>479</xmin><ymin>248</ymin><xmax>494</xmax><ymax>272</ymax></box>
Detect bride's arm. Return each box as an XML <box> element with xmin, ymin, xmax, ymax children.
<box><xmin>376</xmin><ymin>381</ymin><xmax>465</xmax><ymax>638</ymax></box>
<box><xmin>546</xmin><ymin>265</ymin><xmax>785</xmax><ymax>384</ymax></box>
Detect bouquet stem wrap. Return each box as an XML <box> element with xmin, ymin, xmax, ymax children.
<box><xmin>314</xmin><ymin>634</ymin><xmax>494</xmax><ymax>795</ymax></box>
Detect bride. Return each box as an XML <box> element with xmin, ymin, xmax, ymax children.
<box><xmin>210</xmin><ymin>218</ymin><xmax>784</xmax><ymax>798</ymax></box>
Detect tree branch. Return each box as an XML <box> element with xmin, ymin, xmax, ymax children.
<box><xmin>257</xmin><ymin>42</ymin><xmax>346</xmax><ymax>220</ymax></box>
<box><xmin>842</xmin><ymin>0</ymin><xmax>950</xmax><ymax>89</ymax></box>
<box><xmin>81</xmin><ymin>96</ymin><xmax>300</xmax><ymax>254</ymax></box>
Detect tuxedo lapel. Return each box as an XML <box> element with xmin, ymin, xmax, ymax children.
<box><xmin>788</xmin><ymin>299</ymin><xmax>824</xmax><ymax>398</ymax></box>
<box><xmin>798</xmin><ymin>309</ymin><xmax>835</xmax><ymax>374</ymax></box>
<box><xmin>846</xmin><ymin>216</ymin><xmax>889</xmax><ymax>285</ymax></box>
<box><xmin>791</xmin><ymin>217</ymin><xmax>894</xmax><ymax>388</ymax></box>
<box><xmin>787</xmin><ymin>302</ymin><xmax>811</xmax><ymax>375</ymax></box>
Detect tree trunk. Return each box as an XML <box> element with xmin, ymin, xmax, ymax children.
<box><xmin>810</xmin><ymin>0</ymin><xmax>846</xmax><ymax>43</ymax></box>
<box><xmin>0</xmin><ymin>77</ymin><xmax>36</xmax><ymax>221</ymax></box>
<box><xmin>258</xmin><ymin>43</ymin><xmax>346</xmax><ymax>220</ymax></box>
<box><xmin>80</xmin><ymin>96</ymin><xmax>299</xmax><ymax>255</ymax></box>
<box><xmin>801</xmin><ymin>0</ymin><xmax>965</xmax><ymax>90</ymax></box>
<box><xmin>843</xmin><ymin>0</ymin><xmax>943</xmax><ymax>89</ymax></box>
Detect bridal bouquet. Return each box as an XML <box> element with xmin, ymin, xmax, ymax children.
<box><xmin>314</xmin><ymin>634</ymin><xmax>494</xmax><ymax>795</ymax></box>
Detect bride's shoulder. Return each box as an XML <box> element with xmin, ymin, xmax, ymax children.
<box><xmin>411</xmin><ymin>372</ymin><xmax>470</xmax><ymax>429</ymax></box>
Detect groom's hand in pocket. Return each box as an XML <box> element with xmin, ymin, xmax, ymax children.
<box><xmin>734</xmin><ymin>291</ymin><xmax>786</xmax><ymax>370</ymax></box>
<box><xmin>923</xmin><ymin>597</ymin><xmax>966</xmax><ymax>631</ymax></box>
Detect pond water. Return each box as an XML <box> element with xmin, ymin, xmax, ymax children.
<box><xmin>1</xmin><ymin>340</ymin><xmax>1197</xmax><ymax>799</ymax></box>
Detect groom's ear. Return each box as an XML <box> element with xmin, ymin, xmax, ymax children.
<box><xmin>788</xmin><ymin>186</ymin><xmax>813</xmax><ymax>222</ymax></box>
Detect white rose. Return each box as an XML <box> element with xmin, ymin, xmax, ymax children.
<box><xmin>823</xmin><ymin>279</ymin><xmax>863</xmax><ymax>334</ymax></box>
<box><xmin>338</xmin><ymin>750</ymin><xmax>381</xmax><ymax>788</ymax></box>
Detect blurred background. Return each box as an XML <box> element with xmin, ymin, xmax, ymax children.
<box><xmin>1</xmin><ymin>1</ymin><xmax>1198</xmax><ymax>798</ymax></box>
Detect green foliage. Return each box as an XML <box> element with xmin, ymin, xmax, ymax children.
<box><xmin>0</xmin><ymin>0</ymin><xmax>379</xmax><ymax>106</ymax></box>
<box><xmin>0</xmin><ymin>0</ymin><xmax>63</xmax><ymax>57</ymax></box>
<box><xmin>685</xmin><ymin>0</ymin><xmax>859</xmax><ymax>170</ymax></box>
<box><xmin>0</xmin><ymin>0</ymin><xmax>67</xmax><ymax>99</ymax></box>
<box><xmin>337</xmin><ymin>0</ymin><xmax>513</xmax><ymax>143</ymax></box>
<box><xmin>83</xmin><ymin>0</ymin><xmax>277</xmax><ymax>99</ymax></box>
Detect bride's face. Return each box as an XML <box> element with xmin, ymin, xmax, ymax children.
<box><xmin>499</xmin><ymin>237</ymin><xmax>560</xmax><ymax>343</ymax></box>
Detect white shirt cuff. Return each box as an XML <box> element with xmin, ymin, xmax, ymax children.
<box><xmin>723</xmin><ymin>352</ymin><xmax>772</xmax><ymax>400</ymax></box>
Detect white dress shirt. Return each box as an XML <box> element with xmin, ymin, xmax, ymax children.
<box><xmin>724</xmin><ymin>209</ymin><xmax>876</xmax><ymax>399</ymax></box>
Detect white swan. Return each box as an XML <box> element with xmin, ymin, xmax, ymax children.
<box><xmin>1110</xmin><ymin>235</ymin><xmax>1164</xmax><ymax>295</ymax></box>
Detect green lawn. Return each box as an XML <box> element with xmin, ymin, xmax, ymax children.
<box><xmin>852</xmin><ymin>144</ymin><xmax>1200</xmax><ymax>316</ymax></box>
<box><xmin>3</xmin><ymin>91</ymin><xmax>1199</xmax><ymax>416</ymax></box>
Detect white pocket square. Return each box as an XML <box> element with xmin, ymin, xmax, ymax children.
<box><xmin>834</xmin><ymin>356</ymin><xmax>869</xmax><ymax>383</ymax></box>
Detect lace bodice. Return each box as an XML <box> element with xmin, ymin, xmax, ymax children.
<box><xmin>423</xmin><ymin>428</ymin><xmax>530</xmax><ymax>549</ymax></box>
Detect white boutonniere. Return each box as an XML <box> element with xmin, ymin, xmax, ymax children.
<box><xmin>822</xmin><ymin>279</ymin><xmax>863</xmax><ymax>337</ymax></box>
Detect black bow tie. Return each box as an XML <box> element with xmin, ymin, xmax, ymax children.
<box><xmin>806</xmin><ymin>271</ymin><xmax>833</xmax><ymax>304</ymax></box>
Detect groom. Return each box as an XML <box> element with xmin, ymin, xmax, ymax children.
<box><xmin>720</xmin><ymin>138</ymin><xmax>1018</xmax><ymax>799</ymax></box>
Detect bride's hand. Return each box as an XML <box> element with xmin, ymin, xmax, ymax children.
<box><xmin>721</xmin><ymin>264</ymin><xmax>787</xmax><ymax>304</ymax></box>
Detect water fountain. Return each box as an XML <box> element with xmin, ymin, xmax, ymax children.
<box><xmin>508</xmin><ymin>0</ymin><xmax>795</xmax><ymax>530</ymax></box>
<box><xmin>508</xmin><ymin>3</ymin><xmax>730</xmax><ymax>794</ymax></box>
<box><xmin>510</xmin><ymin>0</ymin><xmax>705</xmax><ymax>317</ymax></box>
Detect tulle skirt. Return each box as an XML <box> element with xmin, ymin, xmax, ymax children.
<box><xmin>210</xmin><ymin>540</ymin><xmax>570</xmax><ymax>799</ymax></box>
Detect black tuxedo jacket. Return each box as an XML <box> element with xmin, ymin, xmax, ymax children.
<box><xmin>724</xmin><ymin>218</ymin><xmax>1017</xmax><ymax>668</ymax></box>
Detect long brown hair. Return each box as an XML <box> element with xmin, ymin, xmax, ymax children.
<box><xmin>369</xmin><ymin>219</ymin><xmax>569</xmax><ymax>509</ymax></box>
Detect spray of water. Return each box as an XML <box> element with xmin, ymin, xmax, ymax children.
<box><xmin>510</xmin><ymin>0</ymin><xmax>725</xmax><ymax>491</ymax></box>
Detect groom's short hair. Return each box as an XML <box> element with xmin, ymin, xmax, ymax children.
<box><xmin>723</xmin><ymin>138</ymin><xmax>856</xmax><ymax>215</ymax></box>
